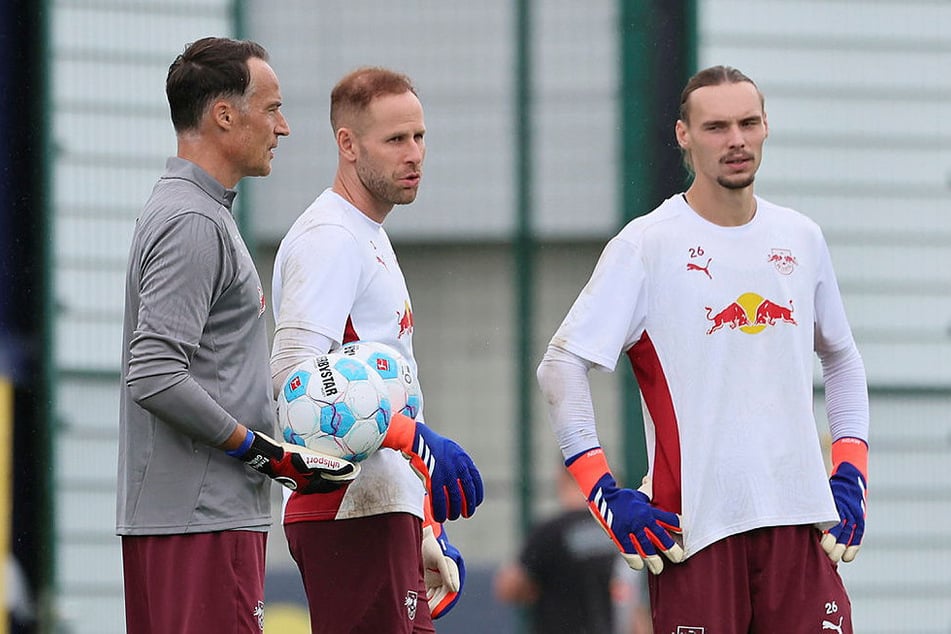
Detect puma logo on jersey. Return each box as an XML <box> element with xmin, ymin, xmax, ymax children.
<box><xmin>822</xmin><ymin>617</ymin><xmax>844</xmax><ymax>633</ymax></box>
<box><xmin>686</xmin><ymin>257</ymin><xmax>712</xmax><ymax>279</ymax></box>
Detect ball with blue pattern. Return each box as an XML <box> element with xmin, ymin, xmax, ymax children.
<box><xmin>278</xmin><ymin>353</ymin><xmax>392</xmax><ymax>462</ymax></box>
<box><xmin>339</xmin><ymin>341</ymin><xmax>423</xmax><ymax>420</ymax></box>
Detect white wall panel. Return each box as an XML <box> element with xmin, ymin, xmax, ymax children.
<box><xmin>56</xmin><ymin>268</ymin><xmax>126</xmax><ymax>316</ymax></box>
<box><xmin>51</xmin><ymin>59</ymin><xmax>168</xmax><ymax>109</ymax></box>
<box><xmin>55</xmin><ymin>320</ymin><xmax>121</xmax><ymax>372</ymax></box>
<box><xmin>57</xmin><ymin>487</ymin><xmax>116</xmax><ymax>536</ymax></box>
<box><xmin>57</xmin><ymin>541</ymin><xmax>123</xmax><ymax>594</ymax></box>
<box><xmin>247</xmin><ymin>0</ymin><xmax>620</xmax><ymax>241</ymax></box>
<box><xmin>57</xmin><ymin>595</ymin><xmax>125</xmax><ymax>634</ymax></box>
<box><xmin>763</xmin><ymin>96</ymin><xmax>948</xmax><ymax>139</ymax></box>
<box><xmin>51</xmin><ymin>3</ymin><xmax>235</xmax><ymax>632</ymax></box>
<box><xmin>859</xmin><ymin>341</ymin><xmax>951</xmax><ymax>386</ymax></box>
<box><xmin>54</xmin><ymin>163</ymin><xmax>165</xmax><ymax>211</ymax></box>
<box><xmin>53</xmin><ymin>6</ymin><xmax>230</xmax><ymax>55</ymax></box>
<box><xmin>705</xmin><ymin>45</ymin><xmax>951</xmax><ymax>93</ymax></box>
<box><xmin>703</xmin><ymin>0</ymin><xmax>951</xmax><ymax>41</ymax></box>
<box><xmin>831</xmin><ymin>243</ymin><xmax>951</xmax><ymax>287</ymax></box>
<box><xmin>55</xmin><ymin>217</ymin><xmax>135</xmax><ymax>264</ymax></box>
<box><xmin>57</xmin><ymin>376</ymin><xmax>122</xmax><ymax>432</ymax></box>
<box><xmin>778</xmin><ymin>194</ymin><xmax>951</xmax><ymax>236</ymax></box>
<box><xmin>55</xmin><ymin>112</ymin><xmax>174</xmax><ymax>161</ymax></box>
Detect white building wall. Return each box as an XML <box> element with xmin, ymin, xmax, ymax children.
<box><xmin>246</xmin><ymin>1</ymin><xmax>620</xmax><ymax>242</ymax></box>
<box><xmin>50</xmin><ymin>3</ymin><xmax>234</xmax><ymax>632</ymax></box>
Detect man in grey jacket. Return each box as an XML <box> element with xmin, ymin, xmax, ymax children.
<box><xmin>117</xmin><ymin>37</ymin><xmax>356</xmax><ymax>634</ymax></box>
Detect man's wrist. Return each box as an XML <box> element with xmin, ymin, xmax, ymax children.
<box><xmin>831</xmin><ymin>437</ymin><xmax>868</xmax><ymax>479</ymax></box>
<box><xmin>225</xmin><ymin>429</ymin><xmax>255</xmax><ymax>458</ymax></box>
<box><xmin>380</xmin><ymin>412</ymin><xmax>416</xmax><ymax>451</ymax></box>
<box><xmin>565</xmin><ymin>447</ymin><xmax>609</xmax><ymax>495</ymax></box>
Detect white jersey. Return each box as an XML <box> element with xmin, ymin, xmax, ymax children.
<box><xmin>272</xmin><ymin>188</ymin><xmax>425</xmax><ymax>523</ymax></box>
<box><xmin>552</xmin><ymin>194</ymin><xmax>856</xmax><ymax>556</ymax></box>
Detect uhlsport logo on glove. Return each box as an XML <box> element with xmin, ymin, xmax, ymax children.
<box><xmin>299</xmin><ymin>452</ymin><xmax>351</xmax><ymax>471</ymax></box>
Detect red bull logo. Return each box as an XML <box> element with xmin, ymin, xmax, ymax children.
<box><xmin>397</xmin><ymin>300</ymin><xmax>414</xmax><ymax>338</ymax></box>
<box><xmin>767</xmin><ymin>248</ymin><xmax>798</xmax><ymax>275</ymax></box>
<box><xmin>705</xmin><ymin>292</ymin><xmax>796</xmax><ymax>335</ymax></box>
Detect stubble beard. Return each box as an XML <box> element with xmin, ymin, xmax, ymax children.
<box><xmin>717</xmin><ymin>174</ymin><xmax>755</xmax><ymax>190</ymax></box>
<box><xmin>357</xmin><ymin>163</ymin><xmax>418</xmax><ymax>206</ymax></box>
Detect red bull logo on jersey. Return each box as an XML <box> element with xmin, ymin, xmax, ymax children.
<box><xmin>767</xmin><ymin>248</ymin><xmax>798</xmax><ymax>275</ymax></box>
<box><xmin>397</xmin><ymin>300</ymin><xmax>414</xmax><ymax>338</ymax></box>
<box><xmin>705</xmin><ymin>292</ymin><xmax>797</xmax><ymax>335</ymax></box>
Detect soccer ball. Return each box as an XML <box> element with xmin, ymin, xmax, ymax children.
<box><xmin>339</xmin><ymin>341</ymin><xmax>423</xmax><ymax>420</ymax></box>
<box><xmin>278</xmin><ymin>353</ymin><xmax>392</xmax><ymax>462</ymax></box>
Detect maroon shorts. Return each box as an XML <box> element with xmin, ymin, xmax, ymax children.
<box><xmin>649</xmin><ymin>525</ymin><xmax>852</xmax><ymax>634</ymax></box>
<box><xmin>285</xmin><ymin>513</ymin><xmax>435</xmax><ymax>634</ymax></box>
<box><xmin>121</xmin><ymin>530</ymin><xmax>267</xmax><ymax>634</ymax></box>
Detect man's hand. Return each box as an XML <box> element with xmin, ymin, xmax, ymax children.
<box><xmin>566</xmin><ymin>448</ymin><xmax>683</xmax><ymax>574</ymax></box>
<box><xmin>381</xmin><ymin>414</ymin><xmax>484</xmax><ymax>522</ymax></box>
<box><xmin>228</xmin><ymin>430</ymin><xmax>359</xmax><ymax>494</ymax></box>
<box><xmin>822</xmin><ymin>437</ymin><xmax>868</xmax><ymax>563</ymax></box>
<box><xmin>421</xmin><ymin>495</ymin><xmax>465</xmax><ymax>619</ymax></box>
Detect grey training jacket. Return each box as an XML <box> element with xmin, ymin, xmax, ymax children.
<box><xmin>117</xmin><ymin>158</ymin><xmax>274</xmax><ymax>535</ymax></box>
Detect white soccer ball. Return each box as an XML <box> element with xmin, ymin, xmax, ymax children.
<box><xmin>339</xmin><ymin>341</ymin><xmax>423</xmax><ymax>420</ymax></box>
<box><xmin>278</xmin><ymin>353</ymin><xmax>392</xmax><ymax>462</ymax></box>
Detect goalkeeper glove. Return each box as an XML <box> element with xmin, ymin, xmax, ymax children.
<box><xmin>821</xmin><ymin>437</ymin><xmax>868</xmax><ymax>563</ymax></box>
<box><xmin>228</xmin><ymin>429</ymin><xmax>359</xmax><ymax>494</ymax></box>
<box><xmin>566</xmin><ymin>447</ymin><xmax>683</xmax><ymax>574</ymax></box>
<box><xmin>421</xmin><ymin>494</ymin><xmax>465</xmax><ymax>619</ymax></box>
<box><xmin>381</xmin><ymin>413</ymin><xmax>484</xmax><ymax>522</ymax></box>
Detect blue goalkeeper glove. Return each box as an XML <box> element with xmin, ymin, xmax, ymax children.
<box><xmin>821</xmin><ymin>438</ymin><xmax>868</xmax><ymax>563</ymax></box>
<box><xmin>382</xmin><ymin>413</ymin><xmax>484</xmax><ymax>522</ymax></box>
<box><xmin>421</xmin><ymin>495</ymin><xmax>465</xmax><ymax>619</ymax></box>
<box><xmin>566</xmin><ymin>448</ymin><xmax>683</xmax><ymax>574</ymax></box>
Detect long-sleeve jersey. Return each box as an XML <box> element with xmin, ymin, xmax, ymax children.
<box><xmin>271</xmin><ymin>188</ymin><xmax>425</xmax><ymax>523</ymax></box>
<box><xmin>540</xmin><ymin>193</ymin><xmax>869</xmax><ymax>557</ymax></box>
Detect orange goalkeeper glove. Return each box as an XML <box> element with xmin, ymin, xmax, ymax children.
<box><xmin>566</xmin><ymin>447</ymin><xmax>683</xmax><ymax>574</ymax></box>
<box><xmin>822</xmin><ymin>437</ymin><xmax>868</xmax><ymax>563</ymax></box>
<box><xmin>381</xmin><ymin>413</ymin><xmax>484</xmax><ymax>522</ymax></box>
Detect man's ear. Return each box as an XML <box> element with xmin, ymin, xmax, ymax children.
<box><xmin>337</xmin><ymin>127</ymin><xmax>357</xmax><ymax>161</ymax></box>
<box><xmin>675</xmin><ymin>119</ymin><xmax>689</xmax><ymax>150</ymax></box>
<box><xmin>211</xmin><ymin>100</ymin><xmax>235</xmax><ymax>130</ymax></box>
